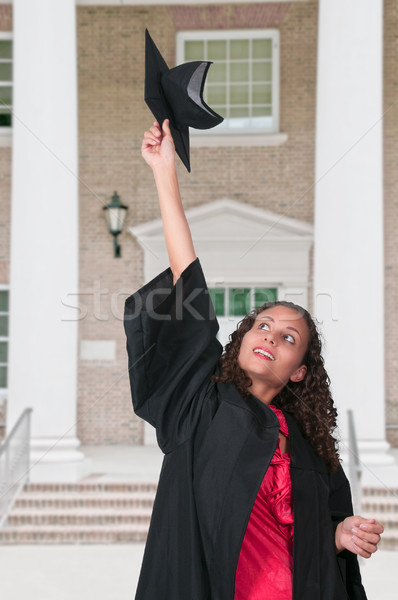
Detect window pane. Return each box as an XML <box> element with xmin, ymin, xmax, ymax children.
<box><xmin>230</xmin><ymin>62</ymin><xmax>249</xmax><ymax>83</ymax></box>
<box><xmin>229</xmin><ymin>289</ymin><xmax>251</xmax><ymax>316</ymax></box>
<box><xmin>252</xmin><ymin>83</ymin><xmax>271</xmax><ymax>104</ymax></box>
<box><xmin>253</xmin><ymin>62</ymin><xmax>272</xmax><ymax>82</ymax></box>
<box><xmin>210</xmin><ymin>106</ymin><xmax>227</xmax><ymax>119</ymax></box>
<box><xmin>207</xmin><ymin>62</ymin><xmax>227</xmax><ymax>84</ymax></box>
<box><xmin>185</xmin><ymin>41</ymin><xmax>204</xmax><ymax>60</ymax></box>
<box><xmin>0</xmin><ymin>291</ymin><xmax>8</xmax><ymax>312</ymax></box>
<box><xmin>252</xmin><ymin>106</ymin><xmax>272</xmax><ymax>117</ymax></box>
<box><xmin>253</xmin><ymin>39</ymin><xmax>272</xmax><ymax>59</ymax></box>
<box><xmin>0</xmin><ymin>63</ymin><xmax>12</xmax><ymax>81</ymax></box>
<box><xmin>208</xmin><ymin>289</ymin><xmax>225</xmax><ymax>316</ymax></box>
<box><xmin>230</xmin><ymin>107</ymin><xmax>249</xmax><ymax>118</ymax></box>
<box><xmin>0</xmin><ymin>316</ymin><xmax>7</xmax><ymax>337</ymax></box>
<box><xmin>230</xmin><ymin>85</ymin><xmax>249</xmax><ymax>105</ymax></box>
<box><xmin>0</xmin><ymin>341</ymin><xmax>7</xmax><ymax>363</ymax></box>
<box><xmin>208</xmin><ymin>41</ymin><xmax>226</xmax><ymax>60</ymax></box>
<box><xmin>207</xmin><ymin>85</ymin><xmax>227</xmax><ymax>105</ymax></box>
<box><xmin>230</xmin><ymin>40</ymin><xmax>249</xmax><ymax>60</ymax></box>
<box><xmin>0</xmin><ymin>86</ymin><xmax>12</xmax><ymax>105</ymax></box>
<box><xmin>254</xmin><ymin>288</ymin><xmax>278</xmax><ymax>307</ymax></box>
<box><xmin>0</xmin><ymin>41</ymin><xmax>12</xmax><ymax>59</ymax></box>
<box><xmin>0</xmin><ymin>366</ymin><xmax>7</xmax><ymax>388</ymax></box>
<box><xmin>0</xmin><ymin>113</ymin><xmax>11</xmax><ymax>127</ymax></box>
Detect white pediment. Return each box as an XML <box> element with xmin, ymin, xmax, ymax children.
<box><xmin>129</xmin><ymin>199</ymin><xmax>313</xmax><ymax>292</ymax></box>
<box><xmin>130</xmin><ymin>199</ymin><xmax>313</xmax><ymax>243</ymax></box>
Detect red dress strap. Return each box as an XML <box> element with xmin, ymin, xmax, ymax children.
<box><xmin>234</xmin><ymin>405</ymin><xmax>294</xmax><ymax>600</ymax></box>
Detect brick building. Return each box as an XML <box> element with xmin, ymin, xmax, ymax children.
<box><xmin>0</xmin><ymin>0</ymin><xmax>397</xmax><ymax>482</ymax></box>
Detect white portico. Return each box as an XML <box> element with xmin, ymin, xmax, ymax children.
<box><xmin>131</xmin><ymin>199</ymin><xmax>313</xmax><ymax>445</ymax></box>
<box><xmin>2</xmin><ymin>0</ymin><xmax>396</xmax><ymax>487</ymax></box>
<box><xmin>7</xmin><ymin>0</ymin><xmax>89</xmax><ymax>481</ymax></box>
<box><xmin>314</xmin><ymin>0</ymin><xmax>395</xmax><ymax>484</ymax></box>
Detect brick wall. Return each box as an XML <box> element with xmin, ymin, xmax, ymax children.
<box><xmin>384</xmin><ymin>0</ymin><xmax>398</xmax><ymax>446</ymax></box>
<box><xmin>1</xmin><ymin>1</ymin><xmax>396</xmax><ymax>446</ymax></box>
<box><xmin>76</xmin><ymin>1</ymin><xmax>318</xmax><ymax>444</ymax></box>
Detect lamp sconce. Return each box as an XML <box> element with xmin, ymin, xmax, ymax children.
<box><xmin>103</xmin><ymin>192</ymin><xmax>128</xmax><ymax>258</ymax></box>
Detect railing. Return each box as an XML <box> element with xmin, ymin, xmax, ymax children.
<box><xmin>347</xmin><ymin>409</ymin><xmax>362</xmax><ymax>515</ymax></box>
<box><xmin>0</xmin><ymin>408</ymin><xmax>32</xmax><ymax>529</ymax></box>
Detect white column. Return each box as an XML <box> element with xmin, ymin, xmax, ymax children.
<box><xmin>8</xmin><ymin>0</ymin><xmax>89</xmax><ymax>481</ymax></box>
<box><xmin>314</xmin><ymin>0</ymin><xmax>395</xmax><ymax>485</ymax></box>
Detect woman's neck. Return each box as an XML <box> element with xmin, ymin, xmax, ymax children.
<box><xmin>247</xmin><ymin>381</ymin><xmax>283</xmax><ymax>406</ymax></box>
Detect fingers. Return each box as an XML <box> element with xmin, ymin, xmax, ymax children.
<box><xmin>162</xmin><ymin>118</ymin><xmax>172</xmax><ymax>137</ymax></box>
<box><xmin>351</xmin><ymin>518</ymin><xmax>384</xmax><ymax>558</ymax></box>
<box><xmin>142</xmin><ymin>123</ymin><xmax>161</xmax><ymax>146</ymax></box>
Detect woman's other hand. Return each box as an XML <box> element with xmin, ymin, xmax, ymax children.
<box><xmin>141</xmin><ymin>120</ymin><xmax>175</xmax><ymax>171</ymax></box>
<box><xmin>335</xmin><ymin>516</ymin><xmax>384</xmax><ymax>558</ymax></box>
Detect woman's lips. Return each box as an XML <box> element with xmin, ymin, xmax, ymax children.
<box><xmin>253</xmin><ymin>347</ymin><xmax>275</xmax><ymax>361</ymax></box>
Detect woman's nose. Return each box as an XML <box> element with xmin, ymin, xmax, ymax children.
<box><xmin>264</xmin><ymin>332</ymin><xmax>275</xmax><ymax>345</ymax></box>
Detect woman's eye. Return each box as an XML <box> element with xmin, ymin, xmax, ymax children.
<box><xmin>284</xmin><ymin>334</ymin><xmax>295</xmax><ymax>344</ymax></box>
<box><xmin>258</xmin><ymin>322</ymin><xmax>270</xmax><ymax>331</ymax></box>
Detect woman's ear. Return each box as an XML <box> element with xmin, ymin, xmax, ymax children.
<box><xmin>290</xmin><ymin>364</ymin><xmax>307</xmax><ymax>383</ymax></box>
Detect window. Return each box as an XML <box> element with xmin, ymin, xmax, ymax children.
<box><xmin>0</xmin><ymin>34</ymin><xmax>12</xmax><ymax>128</ymax></box>
<box><xmin>209</xmin><ymin>286</ymin><xmax>278</xmax><ymax>317</ymax></box>
<box><xmin>0</xmin><ymin>289</ymin><xmax>9</xmax><ymax>391</ymax></box>
<box><xmin>176</xmin><ymin>29</ymin><xmax>280</xmax><ymax>134</ymax></box>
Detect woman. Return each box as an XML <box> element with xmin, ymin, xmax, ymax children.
<box><xmin>124</xmin><ymin>119</ymin><xmax>383</xmax><ymax>600</ymax></box>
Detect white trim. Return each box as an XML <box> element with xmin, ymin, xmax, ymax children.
<box><xmin>76</xmin><ymin>0</ymin><xmax>306</xmax><ymax>5</ymax></box>
<box><xmin>2</xmin><ymin>0</ymin><xmax>310</xmax><ymax>5</ymax></box>
<box><xmin>191</xmin><ymin>131</ymin><xmax>287</xmax><ymax>147</ymax></box>
<box><xmin>176</xmin><ymin>29</ymin><xmax>280</xmax><ymax>135</ymax></box>
<box><xmin>131</xmin><ymin>198</ymin><xmax>313</xmax><ymax>239</ymax></box>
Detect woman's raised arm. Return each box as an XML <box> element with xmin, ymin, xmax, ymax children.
<box><xmin>141</xmin><ymin>119</ymin><xmax>196</xmax><ymax>283</ymax></box>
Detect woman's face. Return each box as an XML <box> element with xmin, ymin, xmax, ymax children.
<box><xmin>238</xmin><ymin>305</ymin><xmax>310</xmax><ymax>392</ymax></box>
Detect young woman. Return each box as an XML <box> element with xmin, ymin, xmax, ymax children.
<box><xmin>124</xmin><ymin>119</ymin><xmax>384</xmax><ymax>600</ymax></box>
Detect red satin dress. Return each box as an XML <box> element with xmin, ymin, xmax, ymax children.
<box><xmin>234</xmin><ymin>405</ymin><xmax>294</xmax><ymax>600</ymax></box>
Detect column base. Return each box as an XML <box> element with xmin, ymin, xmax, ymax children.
<box><xmin>29</xmin><ymin>437</ymin><xmax>92</xmax><ymax>483</ymax></box>
<box><xmin>340</xmin><ymin>439</ymin><xmax>398</xmax><ymax>488</ymax></box>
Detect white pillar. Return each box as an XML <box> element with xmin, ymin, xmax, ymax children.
<box><xmin>314</xmin><ymin>0</ymin><xmax>395</xmax><ymax>485</ymax></box>
<box><xmin>8</xmin><ymin>0</ymin><xmax>89</xmax><ymax>481</ymax></box>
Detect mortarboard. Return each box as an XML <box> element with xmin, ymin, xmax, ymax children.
<box><xmin>144</xmin><ymin>29</ymin><xmax>224</xmax><ymax>172</ymax></box>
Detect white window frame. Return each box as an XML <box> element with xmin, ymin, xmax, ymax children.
<box><xmin>0</xmin><ymin>32</ymin><xmax>12</xmax><ymax>146</ymax></box>
<box><xmin>0</xmin><ymin>285</ymin><xmax>9</xmax><ymax>398</ymax></box>
<box><xmin>176</xmin><ymin>29</ymin><xmax>280</xmax><ymax>136</ymax></box>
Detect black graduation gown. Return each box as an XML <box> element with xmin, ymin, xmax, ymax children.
<box><xmin>124</xmin><ymin>258</ymin><xmax>367</xmax><ymax>600</ymax></box>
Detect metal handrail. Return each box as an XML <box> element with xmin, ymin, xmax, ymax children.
<box><xmin>347</xmin><ymin>409</ymin><xmax>362</xmax><ymax>515</ymax></box>
<box><xmin>0</xmin><ymin>407</ymin><xmax>32</xmax><ymax>529</ymax></box>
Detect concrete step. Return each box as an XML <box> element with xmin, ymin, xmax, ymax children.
<box><xmin>0</xmin><ymin>524</ymin><xmax>149</xmax><ymax>544</ymax></box>
<box><xmin>7</xmin><ymin>507</ymin><xmax>153</xmax><ymax>526</ymax></box>
<box><xmin>14</xmin><ymin>491</ymin><xmax>156</xmax><ymax>509</ymax></box>
<box><xmin>0</xmin><ymin>481</ymin><xmax>157</xmax><ymax>544</ymax></box>
<box><xmin>23</xmin><ymin>482</ymin><xmax>158</xmax><ymax>493</ymax></box>
<box><xmin>361</xmin><ymin>488</ymin><xmax>398</xmax><ymax>550</ymax></box>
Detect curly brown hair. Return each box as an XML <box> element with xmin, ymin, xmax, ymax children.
<box><xmin>214</xmin><ymin>301</ymin><xmax>340</xmax><ymax>472</ymax></box>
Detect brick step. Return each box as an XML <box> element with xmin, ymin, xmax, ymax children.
<box><xmin>378</xmin><ymin>530</ymin><xmax>398</xmax><ymax>551</ymax></box>
<box><xmin>361</xmin><ymin>512</ymin><xmax>398</xmax><ymax>528</ymax></box>
<box><xmin>7</xmin><ymin>507</ymin><xmax>153</xmax><ymax>526</ymax></box>
<box><xmin>14</xmin><ymin>491</ymin><xmax>156</xmax><ymax>509</ymax></box>
<box><xmin>362</xmin><ymin>501</ymin><xmax>398</xmax><ymax>513</ymax></box>
<box><xmin>0</xmin><ymin>524</ymin><xmax>149</xmax><ymax>544</ymax></box>
<box><xmin>23</xmin><ymin>482</ymin><xmax>157</xmax><ymax>493</ymax></box>
<box><xmin>362</xmin><ymin>487</ymin><xmax>398</xmax><ymax>498</ymax></box>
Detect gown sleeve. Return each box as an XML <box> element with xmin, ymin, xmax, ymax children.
<box><xmin>124</xmin><ymin>257</ymin><xmax>223</xmax><ymax>453</ymax></box>
<box><xmin>328</xmin><ymin>465</ymin><xmax>367</xmax><ymax>600</ymax></box>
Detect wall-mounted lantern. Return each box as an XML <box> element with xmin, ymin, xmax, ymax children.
<box><xmin>103</xmin><ymin>192</ymin><xmax>128</xmax><ymax>258</ymax></box>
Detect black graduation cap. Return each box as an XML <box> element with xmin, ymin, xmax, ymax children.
<box><xmin>145</xmin><ymin>29</ymin><xmax>224</xmax><ymax>172</ymax></box>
